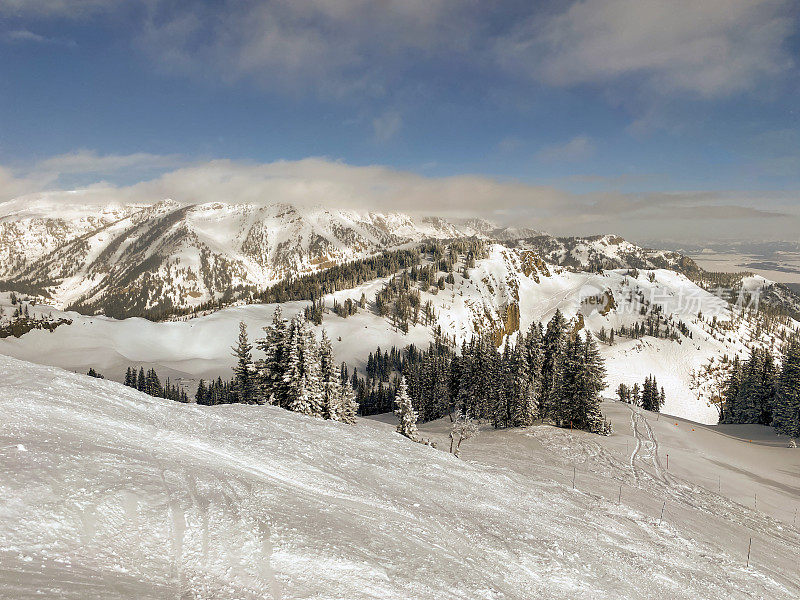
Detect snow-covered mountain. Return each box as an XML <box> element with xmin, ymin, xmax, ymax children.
<box><xmin>0</xmin><ymin>197</ymin><xmax>541</xmax><ymax>317</ymax></box>
<box><xmin>511</xmin><ymin>234</ymin><xmax>702</xmax><ymax>276</ymax></box>
<box><xmin>2</xmin><ymin>354</ymin><xmax>798</xmax><ymax>599</ymax></box>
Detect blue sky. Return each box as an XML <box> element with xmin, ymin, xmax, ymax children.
<box><xmin>0</xmin><ymin>0</ymin><xmax>798</xmax><ymax>241</ymax></box>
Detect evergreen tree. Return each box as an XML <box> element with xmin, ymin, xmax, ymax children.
<box><xmin>290</xmin><ymin>374</ymin><xmax>315</xmax><ymax>415</ymax></box>
<box><xmin>146</xmin><ymin>368</ymin><xmax>162</xmax><ymax>397</ymax></box>
<box><xmin>137</xmin><ymin>367</ymin><xmax>146</xmax><ymax>392</ymax></box>
<box><xmin>195</xmin><ymin>379</ymin><xmax>208</xmax><ymax>405</ymax></box>
<box><xmin>541</xmin><ymin>310</ymin><xmax>567</xmax><ymax>420</ymax></box>
<box><xmin>87</xmin><ymin>368</ymin><xmax>104</xmax><ymax>379</ymax></box>
<box><xmin>256</xmin><ymin>306</ymin><xmax>288</xmax><ymax>405</ymax></box>
<box><xmin>339</xmin><ymin>379</ymin><xmax>359</xmax><ymax>424</ymax></box>
<box><xmin>558</xmin><ymin>333</ymin><xmax>610</xmax><ymax>434</ymax></box>
<box><xmin>394</xmin><ymin>376</ymin><xmax>419</xmax><ymax>441</ymax></box>
<box><xmin>721</xmin><ymin>356</ymin><xmax>742</xmax><ymax>423</ymax></box>
<box><xmin>298</xmin><ymin>316</ymin><xmax>324</xmax><ymax>416</ymax></box>
<box><xmin>774</xmin><ymin>337</ymin><xmax>800</xmax><ymax>437</ymax></box>
<box><xmin>283</xmin><ymin>319</ymin><xmax>303</xmax><ymax>410</ymax></box>
<box><xmin>232</xmin><ymin>321</ymin><xmax>255</xmax><ymax>403</ymax></box>
<box><xmin>319</xmin><ymin>330</ymin><xmax>342</xmax><ymax>420</ymax></box>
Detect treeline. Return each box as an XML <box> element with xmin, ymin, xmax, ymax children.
<box><xmin>721</xmin><ymin>337</ymin><xmax>800</xmax><ymax>437</ymax></box>
<box><xmin>123</xmin><ymin>366</ymin><xmax>190</xmax><ymax>402</ymax></box>
<box><xmin>195</xmin><ymin>312</ymin><xmax>359</xmax><ymax>424</ymax></box>
<box><xmin>254</xmin><ymin>249</ymin><xmax>421</xmax><ymax>305</ymax></box>
<box><xmin>357</xmin><ymin>309</ymin><xmax>612</xmax><ymax>435</ymax></box>
<box><xmin>616</xmin><ymin>375</ymin><xmax>665</xmax><ymax>412</ymax></box>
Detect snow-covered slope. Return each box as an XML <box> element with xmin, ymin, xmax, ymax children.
<box><xmin>2</xmin><ymin>355</ymin><xmax>798</xmax><ymax>599</ymax></box>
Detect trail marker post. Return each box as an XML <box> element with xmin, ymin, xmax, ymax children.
<box><xmin>746</xmin><ymin>537</ymin><xmax>752</xmax><ymax>568</ymax></box>
<box><xmin>659</xmin><ymin>501</ymin><xmax>666</xmax><ymax>525</ymax></box>
<box><xmin>572</xmin><ymin>466</ymin><xmax>576</xmax><ymax>490</ymax></box>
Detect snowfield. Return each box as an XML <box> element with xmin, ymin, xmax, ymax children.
<box><xmin>2</xmin><ymin>355</ymin><xmax>799</xmax><ymax>599</ymax></box>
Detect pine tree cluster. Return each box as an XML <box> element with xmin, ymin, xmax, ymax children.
<box><xmin>123</xmin><ymin>366</ymin><xmax>189</xmax><ymax>402</ymax></box>
<box><xmin>194</xmin><ymin>311</ymin><xmax>359</xmax><ymax>424</ymax></box>
<box><xmin>356</xmin><ymin>309</ymin><xmax>612</xmax><ymax>435</ymax></box>
<box><xmin>616</xmin><ymin>376</ymin><xmax>665</xmax><ymax>412</ymax></box>
<box><xmin>722</xmin><ymin>337</ymin><xmax>800</xmax><ymax>438</ymax></box>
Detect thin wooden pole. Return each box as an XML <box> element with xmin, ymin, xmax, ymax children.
<box><xmin>659</xmin><ymin>501</ymin><xmax>666</xmax><ymax>524</ymax></box>
<box><xmin>746</xmin><ymin>537</ymin><xmax>752</xmax><ymax>568</ymax></box>
<box><xmin>572</xmin><ymin>466</ymin><xmax>576</xmax><ymax>490</ymax></box>
<box><xmin>618</xmin><ymin>484</ymin><xmax>622</xmax><ymax>505</ymax></box>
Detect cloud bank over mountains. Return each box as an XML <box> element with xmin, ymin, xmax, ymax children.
<box><xmin>0</xmin><ymin>153</ymin><xmax>795</xmax><ymax>243</ymax></box>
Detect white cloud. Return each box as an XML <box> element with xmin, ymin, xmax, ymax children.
<box><xmin>496</xmin><ymin>0</ymin><xmax>794</xmax><ymax>98</ymax></box>
<box><xmin>6</xmin><ymin>1</ymin><xmax>793</xmax><ymax>107</ymax></box>
<box><xmin>1</xmin><ymin>154</ymin><xmax>795</xmax><ymax>242</ymax></box>
<box><xmin>0</xmin><ymin>151</ymin><xmax>184</xmax><ymax>203</ymax></box>
<box><xmin>138</xmin><ymin>0</ymin><xmax>469</xmax><ymax>98</ymax></box>
<box><xmin>31</xmin><ymin>150</ymin><xmax>183</xmax><ymax>179</ymax></box>
<box><xmin>1</xmin><ymin>29</ymin><xmax>77</xmax><ymax>46</ymax></box>
<box><xmin>0</xmin><ymin>0</ymin><xmax>122</xmax><ymax>18</ymax></box>
<box><xmin>535</xmin><ymin>135</ymin><xmax>595</xmax><ymax>162</ymax></box>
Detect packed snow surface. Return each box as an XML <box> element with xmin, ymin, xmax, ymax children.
<box><xmin>2</xmin><ymin>355</ymin><xmax>799</xmax><ymax>599</ymax></box>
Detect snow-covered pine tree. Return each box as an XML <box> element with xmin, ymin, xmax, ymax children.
<box><xmin>232</xmin><ymin>321</ymin><xmax>255</xmax><ymax>404</ymax></box>
<box><xmin>559</xmin><ymin>332</ymin><xmax>609</xmax><ymax>434</ymax></box>
<box><xmin>541</xmin><ymin>309</ymin><xmax>567</xmax><ymax>420</ymax></box>
<box><xmin>290</xmin><ymin>374</ymin><xmax>315</xmax><ymax>415</ymax></box>
<box><xmin>581</xmin><ymin>333</ymin><xmax>611</xmax><ymax>434</ymax></box>
<box><xmin>256</xmin><ymin>306</ymin><xmax>288</xmax><ymax>405</ymax></box>
<box><xmin>319</xmin><ymin>330</ymin><xmax>342</xmax><ymax>420</ymax></box>
<box><xmin>338</xmin><ymin>379</ymin><xmax>359</xmax><ymax>424</ymax></box>
<box><xmin>773</xmin><ymin>337</ymin><xmax>800</xmax><ymax>438</ymax></box>
<box><xmin>282</xmin><ymin>318</ymin><xmax>303</xmax><ymax>411</ymax></box>
<box><xmin>394</xmin><ymin>376</ymin><xmax>419</xmax><ymax>441</ymax></box>
<box><xmin>495</xmin><ymin>342</ymin><xmax>513</xmax><ymax>428</ymax></box>
<box><xmin>298</xmin><ymin>316</ymin><xmax>324</xmax><ymax>417</ymax></box>
<box><xmin>510</xmin><ymin>342</ymin><xmax>537</xmax><ymax>427</ymax></box>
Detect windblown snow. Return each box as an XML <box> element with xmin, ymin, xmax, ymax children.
<box><xmin>1</xmin><ymin>355</ymin><xmax>799</xmax><ymax>599</ymax></box>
